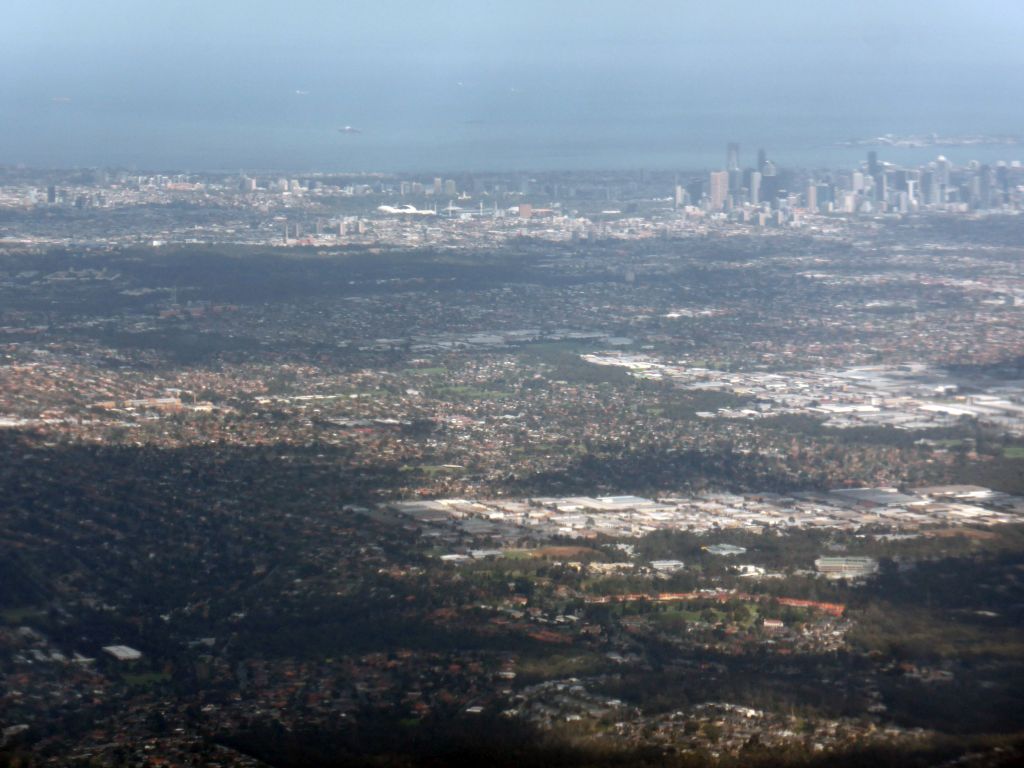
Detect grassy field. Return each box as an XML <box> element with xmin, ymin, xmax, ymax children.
<box><xmin>434</xmin><ymin>385</ymin><xmax>509</xmax><ymax>400</ymax></box>
<box><xmin>0</xmin><ymin>606</ymin><xmax>44</xmax><ymax>624</ymax></box>
<box><xmin>123</xmin><ymin>670</ymin><xmax>173</xmax><ymax>688</ymax></box>
<box><xmin>515</xmin><ymin>652</ymin><xmax>607</xmax><ymax>681</ymax></box>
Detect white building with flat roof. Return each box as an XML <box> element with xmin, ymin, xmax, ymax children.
<box><xmin>814</xmin><ymin>557</ymin><xmax>878</xmax><ymax>580</ymax></box>
<box><xmin>102</xmin><ymin>645</ymin><xmax>142</xmax><ymax>662</ymax></box>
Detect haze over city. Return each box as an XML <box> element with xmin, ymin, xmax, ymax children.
<box><xmin>3</xmin><ymin>0</ymin><xmax>1024</xmax><ymax>170</ymax></box>
<box><xmin>3</xmin><ymin>3</ymin><xmax>1024</xmax><ymax>768</ymax></box>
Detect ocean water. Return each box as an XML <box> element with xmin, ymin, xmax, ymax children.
<box><xmin>5</xmin><ymin>101</ymin><xmax>1023</xmax><ymax>174</ymax></box>
<box><xmin>6</xmin><ymin>1</ymin><xmax>1024</xmax><ymax>175</ymax></box>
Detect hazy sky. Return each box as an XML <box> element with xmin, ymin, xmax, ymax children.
<box><xmin>3</xmin><ymin>1</ymin><xmax>1023</xmax><ymax>170</ymax></box>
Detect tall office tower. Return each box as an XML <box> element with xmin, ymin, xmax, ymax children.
<box><xmin>760</xmin><ymin>160</ymin><xmax>778</xmax><ymax>204</ymax></box>
<box><xmin>996</xmin><ymin>163</ymin><xmax>1010</xmax><ymax>199</ymax></box>
<box><xmin>443</xmin><ymin>179</ymin><xmax>457</xmax><ymax>196</ymax></box>
<box><xmin>749</xmin><ymin>171</ymin><xmax>762</xmax><ymax>205</ymax></box>
<box><xmin>874</xmin><ymin>171</ymin><xmax>887</xmax><ymax>204</ymax></box>
<box><xmin>757</xmin><ymin>148</ymin><xmax>767</xmax><ymax>173</ymax></box>
<box><xmin>728</xmin><ymin>169</ymin><xmax>742</xmax><ymax>194</ymax></box>
<box><xmin>935</xmin><ymin>155</ymin><xmax>951</xmax><ymax>204</ymax></box>
<box><xmin>904</xmin><ymin>169</ymin><xmax>920</xmax><ymax>204</ymax></box>
<box><xmin>921</xmin><ymin>170</ymin><xmax>937</xmax><ymax>205</ymax></box>
<box><xmin>709</xmin><ymin>171</ymin><xmax>729</xmax><ymax>211</ymax></box>
<box><xmin>851</xmin><ymin>171</ymin><xmax>865</xmax><ymax>193</ymax></box>
<box><xmin>816</xmin><ymin>183</ymin><xmax>833</xmax><ymax>209</ymax></box>
<box><xmin>867</xmin><ymin>151</ymin><xmax>879</xmax><ymax>176</ymax></box>
<box><xmin>47</xmin><ymin>185</ymin><xmax>57</xmax><ymax>204</ymax></box>
<box><xmin>806</xmin><ymin>183</ymin><xmax>817</xmax><ymax>213</ymax></box>
<box><xmin>904</xmin><ymin>180</ymin><xmax>917</xmax><ymax>206</ymax></box>
<box><xmin>432</xmin><ymin>177</ymin><xmax>443</xmax><ymax>195</ymax></box>
<box><xmin>727</xmin><ymin>142</ymin><xmax>740</xmax><ymax>171</ymax></box>
<box><xmin>674</xmin><ymin>184</ymin><xmax>685</xmax><ymax>208</ymax></box>
<box><xmin>979</xmin><ymin>165</ymin><xmax>993</xmax><ymax>208</ymax></box>
<box><xmin>686</xmin><ymin>178</ymin><xmax>704</xmax><ymax>205</ymax></box>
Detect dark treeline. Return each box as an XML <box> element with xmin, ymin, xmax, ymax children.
<box><xmin>219</xmin><ymin>713</ymin><xmax>1024</xmax><ymax>768</ymax></box>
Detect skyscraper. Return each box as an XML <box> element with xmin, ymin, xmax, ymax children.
<box><xmin>874</xmin><ymin>171</ymin><xmax>887</xmax><ymax>204</ymax></box>
<box><xmin>806</xmin><ymin>183</ymin><xmax>817</xmax><ymax>213</ymax></box>
<box><xmin>709</xmin><ymin>171</ymin><xmax>729</xmax><ymax>211</ymax></box>
<box><xmin>979</xmin><ymin>164</ymin><xmax>993</xmax><ymax>209</ymax></box>
<box><xmin>921</xmin><ymin>170</ymin><xmax>937</xmax><ymax>205</ymax></box>
<box><xmin>749</xmin><ymin>171</ymin><xmax>762</xmax><ymax>205</ymax></box>
<box><xmin>727</xmin><ymin>142</ymin><xmax>740</xmax><ymax>172</ymax></box>
<box><xmin>867</xmin><ymin>151</ymin><xmax>879</xmax><ymax>176</ymax></box>
<box><xmin>935</xmin><ymin>155</ymin><xmax>951</xmax><ymax>204</ymax></box>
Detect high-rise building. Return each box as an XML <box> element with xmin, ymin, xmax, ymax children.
<box><xmin>727</xmin><ymin>142</ymin><xmax>740</xmax><ymax>172</ymax></box>
<box><xmin>874</xmin><ymin>171</ymin><xmax>887</xmax><ymax>204</ymax></box>
<box><xmin>996</xmin><ymin>163</ymin><xmax>1010</xmax><ymax>200</ymax></box>
<box><xmin>47</xmin><ymin>185</ymin><xmax>57</xmax><ymax>204</ymax></box>
<box><xmin>728</xmin><ymin>169</ymin><xmax>742</xmax><ymax>194</ymax></box>
<box><xmin>806</xmin><ymin>183</ymin><xmax>817</xmax><ymax>213</ymax></box>
<box><xmin>708</xmin><ymin>171</ymin><xmax>729</xmax><ymax>211</ymax></box>
<box><xmin>444</xmin><ymin>179</ymin><xmax>457</xmax><ymax>196</ymax></box>
<box><xmin>934</xmin><ymin>156</ymin><xmax>951</xmax><ymax>204</ymax></box>
<box><xmin>757</xmin><ymin>148</ymin><xmax>767</xmax><ymax>173</ymax></box>
<box><xmin>921</xmin><ymin>170</ymin><xmax>937</xmax><ymax>205</ymax></box>
<box><xmin>816</xmin><ymin>183</ymin><xmax>833</xmax><ymax>208</ymax></box>
<box><xmin>686</xmin><ymin>178</ymin><xmax>704</xmax><ymax>206</ymax></box>
<box><xmin>749</xmin><ymin>171</ymin><xmax>762</xmax><ymax>205</ymax></box>
<box><xmin>979</xmin><ymin>164</ymin><xmax>993</xmax><ymax>208</ymax></box>
<box><xmin>432</xmin><ymin>177</ymin><xmax>443</xmax><ymax>195</ymax></box>
<box><xmin>867</xmin><ymin>151</ymin><xmax>879</xmax><ymax>176</ymax></box>
<box><xmin>760</xmin><ymin>160</ymin><xmax>778</xmax><ymax>203</ymax></box>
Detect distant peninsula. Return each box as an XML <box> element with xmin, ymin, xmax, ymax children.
<box><xmin>836</xmin><ymin>133</ymin><xmax>1020</xmax><ymax>148</ymax></box>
